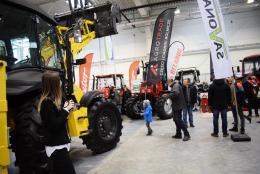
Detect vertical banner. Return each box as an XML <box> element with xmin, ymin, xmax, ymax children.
<box><xmin>129</xmin><ymin>60</ymin><xmax>140</xmax><ymax>90</ymax></box>
<box><xmin>104</xmin><ymin>35</ymin><xmax>114</xmax><ymax>62</ymax></box>
<box><xmin>197</xmin><ymin>0</ymin><xmax>232</xmax><ymax>79</ymax></box>
<box><xmin>79</xmin><ymin>53</ymin><xmax>93</xmax><ymax>93</ymax></box>
<box><xmin>147</xmin><ymin>8</ymin><xmax>175</xmax><ymax>84</ymax></box>
<box><xmin>167</xmin><ymin>41</ymin><xmax>185</xmax><ymax>80</ymax></box>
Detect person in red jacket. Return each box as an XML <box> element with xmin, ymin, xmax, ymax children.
<box><xmin>38</xmin><ymin>71</ymin><xmax>76</xmax><ymax>174</ymax></box>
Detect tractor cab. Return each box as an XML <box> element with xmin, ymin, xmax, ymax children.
<box><xmin>175</xmin><ymin>67</ymin><xmax>200</xmax><ymax>85</ymax></box>
<box><xmin>93</xmin><ymin>74</ymin><xmax>125</xmax><ymax>98</ymax></box>
<box><xmin>0</xmin><ymin>1</ymin><xmax>63</xmax><ymax>96</ymax></box>
<box><xmin>241</xmin><ymin>55</ymin><xmax>260</xmax><ymax>84</ymax></box>
<box><xmin>175</xmin><ymin>67</ymin><xmax>208</xmax><ymax>93</ymax></box>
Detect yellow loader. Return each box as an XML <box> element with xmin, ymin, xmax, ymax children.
<box><xmin>0</xmin><ymin>0</ymin><xmax>122</xmax><ymax>173</ymax></box>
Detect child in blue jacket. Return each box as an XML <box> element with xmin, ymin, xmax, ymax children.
<box><xmin>143</xmin><ymin>100</ymin><xmax>153</xmax><ymax>135</ymax></box>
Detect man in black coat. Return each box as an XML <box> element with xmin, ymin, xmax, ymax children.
<box><xmin>182</xmin><ymin>78</ymin><xmax>197</xmax><ymax>127</ymax></box>
<box><xmin>169</xmin><ymin>80</ymin><xmax>190</xmax><ymax>141</ymax></box>
<box><xmin>243</xmin><ymin>76</ymin><xmax>259</xmax><ymax>117</ymax></box>
<box><xmin>208</xmin><ymin>79</ymin><xmax>231</xmax><ymax>137</ymax></box>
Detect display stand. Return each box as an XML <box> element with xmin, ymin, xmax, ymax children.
<box><xmin>231</xmin><ymin>134</ymin><xmax>251</xmax><ymax>142</ymax></box>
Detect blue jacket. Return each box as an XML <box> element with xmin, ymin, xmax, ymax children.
<box><xmin>144</xmin><ymin>105</ymin><xmax>153</xmax><ymax>122</ymax></box>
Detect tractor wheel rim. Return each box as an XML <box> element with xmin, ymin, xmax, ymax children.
<box><xmin>164</xmin><ymin>98</ymin><xmax>172</xmax><ymax>115</ymax></box>
<box><xmin>133</xmin><ymin>101</ymin><xmax>141</xmax><ymax>115</ymax></box>
<box><xmin>98</xmin><ymin>112</ymin><xmax>117</xmax><ymax>141</ymax></box>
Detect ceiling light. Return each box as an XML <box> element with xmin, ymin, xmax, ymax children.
<box><xmin>65</xmin><ymin>0</ymin><xmax>69</xmax><ymax>4</ymax></box>
<box><xmin>175</xmin><ymin>8</ymin><xmax>180</xmax><ymax>14</ymax></box>
<box><xmin>247</xmin><ymin>0</ymin><xmax>255</xmax><ymax>4</ymax></box>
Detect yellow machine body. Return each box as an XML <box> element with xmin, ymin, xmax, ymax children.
<box><xmin>56</xmin><ymin>20</ymin><xmax>96</xmax><ymax>137</ymax></box>
<box><xmin>0</xmin><ymin>61</ymin><xmax>10</xmax><ymax>174</ymax></box>
<box><xmin>67</xmin><ymin>85</ymin><xmax>89</xmax><ymax>137</ymax></box>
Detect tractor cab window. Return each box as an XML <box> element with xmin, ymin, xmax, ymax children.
<box><xmin>0</xmin><ymin>3</ymin><xmax>62</xmax><ymax>70</ymax></box>
<box><xmin>11</xmin><ymin>37</ymin><xmax>32</xmax><ymax>64</ymax></box>
<box><xmin>115</xmin><ymin>76</ymin><xmax>122</xmax><ymax>89</ymax></box>
<box><xmin>244</xmin><ymin>59</ymin><xmax>260</xmax><ymax>74</ymax></box>
<box><xmin>97</xmin><ymin>78</ymin><xmax>114</xmax><ymax>89</ymax></box>
<box><xmin>0</xmin><ymin>40</ymin><xmax>7</xmax><ymax>57</ymax></box>
<box><xmin>0</xmin><ymin>4</ymin><xmax>39</xmax><ymax>69</ymax></box>
<box><xmin>38</xmin><ymin>18</ymin><xmax>61</xmax><ymax>69</ymax></box>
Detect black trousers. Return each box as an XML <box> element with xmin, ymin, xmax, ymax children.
<box><xmin>248</xmin><ymin>98</ymin><xmax>259</xmax><ymax>115</ymax></box>
<box><xmin>231</xmin><ymin>105</ymin><xmax>245</xmax><ymax>129</ymax></box>
<box><xmin>173</xmin><ymin>109</ymin><xmax>190</xmax><ymax>136</ymax></box>
<box><xmin>50</xmin><ymin>148</ymin><xmax>76</xmax><ymax>174</ymax></box>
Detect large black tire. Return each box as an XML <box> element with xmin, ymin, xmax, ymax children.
<box><xmin>157</xmin><ymin>94</ymin><xmax>173</xmax><ymax>120</ymax></box>
<box><xmin>81</xmin><ymin>98</ymin><xmax>123</xmax><ymax>154</ymax></box>
<box><xmin>10</xmin><ymin>98</ymin><xmax>50</xmax><ymax>174</ymax></box>
<box><xmin>125</xmin><ymin>96</ymin><xmax>142</xmax><ymax>119</ymax></box>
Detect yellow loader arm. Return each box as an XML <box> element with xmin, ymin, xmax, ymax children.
<box><xmin>55</xmin><ymin>20</ymin><xmax>96</xmax><ymax>137</ymax></box>
<box><xmin>56</xmin><ymin>20</ymin><xmax>96</xmax><ymax>58</ymax></box>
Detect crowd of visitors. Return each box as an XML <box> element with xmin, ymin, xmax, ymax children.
<box><xmin>143</xmin><ymin>74</ymin><xmax>259</xmax><ymax>141</ymax></box>
<box><xmin>205</xmin><ymin>74</ymin><xmax>259</xmax><ymax>136</ymax></box>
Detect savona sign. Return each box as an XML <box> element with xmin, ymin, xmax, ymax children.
<box><xmin>197</xmin><ymin>0</ymin><xmax>233</xmax><ymax>79</ymax></box>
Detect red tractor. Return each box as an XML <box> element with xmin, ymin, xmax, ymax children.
<box><xmin>125</xmin><ymin>62</ymin><xmax>173</xmax><ymax>119</ymax></box>
<box><xmin>92</xmin><ymin>74</ymin><xmax>125</xmax><ymax>98</ymax></box>
<box><xmin>125</xmin><ymin>64</ymin><xmax>202</xmax><ymax>119</ymax></box>
<box><xmin>240</xmin><ymin>54</ymin><xmax>260</xmax><ymax>84</ymax></box>
<box><xmin>240</xmin><ymin>55</ymin><xmax>260</xmax><ymax>105</ymax></box>
<box><xmin>92</xmin><ymin>74</ymin><xmax>130</xmax><ymax>113</ymax></box>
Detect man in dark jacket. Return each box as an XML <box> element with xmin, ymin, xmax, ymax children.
<box><xmin>182</xmin><ymin>78</ymin><xmax>197</xmax><ymax>127</ymax></box>
<box><xmin>243</xmin><ymin>75</ymin><xmax>259</xmax><ymax>117</ymax></box>
<box><xmin>169</xmin><ymin>80</ymin><xmax>190</xmax><ymax>141</ymax></box>
<box><xmin>208</xmin><ymin>79</ymin><xmax>231</xmax><ymax>137</ymax></box>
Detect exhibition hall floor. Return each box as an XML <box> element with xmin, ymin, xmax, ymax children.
<box><xmin>9</xmin><ymin>111</ymin><xmax>260</xmax><ymax>174</ymax></box>
<box><xmin>73</xmin><ymin>112</ymin><xmax>260</xmax><ymax>174</ymax></box>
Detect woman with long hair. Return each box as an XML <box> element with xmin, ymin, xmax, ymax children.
<box><xmin>38</xmin><ymin>71</ymin><xmax>76</xmax><ymax>174</ymax></box>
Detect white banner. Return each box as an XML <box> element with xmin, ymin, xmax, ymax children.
<box><xmin>167</xmin><ymin>41</ymin><xmax>184</xmax><ymax>80</ymax></box>
<box><xmin>197</xmin><ymin>0</ymin><xmax>233</xmax><ymax>79</ymax></box>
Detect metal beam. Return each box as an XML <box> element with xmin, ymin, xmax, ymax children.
<box><xmin>121</xmin><ymin>12</ymin><xmax>136</xmax><ymax>28</ymax></box>
<box><xmin>121</xmin><ymin>0</ymin><xmax>190</xmax><ymax>12</ymax></box>
<box><xmin>132</xmin><ymin>0</ymin><xmax>149</xmax><ymax>17</ymax></box>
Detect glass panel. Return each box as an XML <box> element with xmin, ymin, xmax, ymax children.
<box><xmin>38</xmin><ymin>17</ymin><xmax>61</xmax><ymax>69</ymax></box>
<box><xmin>0</xmin><ymin>3</ymin><xmax>61</xmax><ymax>70</ymax></box>
<box><xmin>244</xmin><ymin>61</ymin><xmax>255</xmax><ymax>74</ymax></box>
<box><xmin>0</xmin><ymin>4</ymin><xmax>38</xmax><ymax>69</ymax></box>
<box><xmin>11</xmin><ymin>37</ymin><xmax>31</xmax><ymax>63</ymax></box>
<box><xmin>96</xmin><ymin>77</ymin><xmax>114</xmax><ymax>89</ymax></box>
<box><xmin>182</xmin><ymin>74</ymin><xmax>195</xmax><ymax>83</ymax></box>
<box><xmin>255</xmin><ymin>60</ymin><xmax>260</xmax><ymax>72</ymax></box>
<box><xmin>115</xmin><ymin>77</ymin><xmax>122</xmax><ymax>89</ymax></box>
<box><xmin>0</xmin><ymin>40</ymin><xmax>7</xmax><ymax>57</ymax></box>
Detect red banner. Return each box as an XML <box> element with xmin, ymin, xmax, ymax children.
<box><xmin>129</xmin><ymin>60</ymin><xmax>140</xmax><ymax>90</ymax></box>
<box><xmin>79</xmin><ymin>53</ymin><xmax>93</xmax><ymax>93</ymax></box>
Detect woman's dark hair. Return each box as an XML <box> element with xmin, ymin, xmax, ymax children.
<box><xmin>38</xmin><ymin>71</ymin><xmax>62</xmax><ymax>111</ymax></box>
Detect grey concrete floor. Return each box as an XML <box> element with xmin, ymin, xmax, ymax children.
<box><xmin>8</xmin><ymin>111</ymin><xmax>260</xmax><ymax>174</ymax></box>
